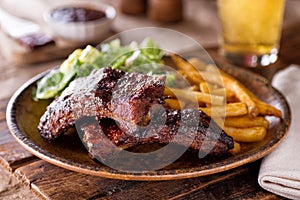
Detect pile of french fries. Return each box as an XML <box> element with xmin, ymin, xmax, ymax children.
<box><xmin>163</xmin><ymin>54</ymin><xmax>282</xmax><ymax>154</ymax></box>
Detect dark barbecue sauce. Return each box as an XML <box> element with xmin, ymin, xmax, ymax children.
<box><xmin>51</xmin><ymin>7</ymin><xmax>106</xmax><ymax>23</ymax></box>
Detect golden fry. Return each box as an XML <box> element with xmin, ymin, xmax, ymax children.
<box><xmin>225</xmin><ymin>96</ymin><xmax>240</xmax><ymax>104</ymax></box>
<box><xmin>218</xmin><ymin>67</ymin><xmax>281</xmax><ymax>118</ymax></box>
<box><xmin>221</xmin><ymin>73</ymin><xmax>259</xmax><ymax>117</ymax></box>
<box><xmin>184</xmin><ymin>70</ymin><xmax>256</xmax><ymax>116</ymax></box>
<box><xmin>197</xmin><ymin>71</ymin><xmax>224</xmax><ymax>86</ymax></box>
<box><xmin>188</xmin><ymin>57</ymin><xmax>208</xmax><ymax>71</ymax></box>
<box><xmin>199</xmin><ymin>82</ymin><xmax>212</xmax><ymax>107</ymax></box>
<box><xmin>199</xmin><ymin>102</ymin><xmax>248</xmax><ymax>117</ymax></box>
<box><xmin>211</xmin><ymin>88</ymin><xmax>234</xmax><ymax>98</ymax></box>
<box><xmin>164</xmin><ymin>99</ymin><xmax>185</xmax><ymax>110</ymax></box>
<box><xmin>225</xmin><ymin>78</ymin><xmax>281</xmax><ymax>117</ymax></box>
<box><xmin>199</xmin><ymin>82</ymin><xmax>210</xmax><ymax>93</ymax></box>
<box><xmin>165</xmin><ymin>87</ymin><xmax>224</xmax><ymax>105</ymax></box>
<box><xmin>170</xmin><ymin>58</ymin><xmax>282</xmax><ymax>146</ymax></box>
<box><xmin>254</xmin><ymin>99</ymin><xmax>282</xmax><ymax>117</ymax></box>
<box><xmin>171</xmin><ymin>54</ymin><xmax>204</xmax><ymax>85</ymax></box>
<box><xmin>224</xmin><ymin>126</ymin><xmax>267</xmax><ymax>142</ymax></box>
<box><xmin>164</xmin><ymin>87</ymin><xmax>175</xmax><ymax>96</ymax></box>
<box><xmin>227</xmin><ymin>74</ymin><xmax>282</xmax><ymax>118</ymax></box>
<box><xmin>187</xmin><ymin>60</ymin><xmax>258</xmax><ymax>117</ymax></box>
<box><xmin>177</xmin><ymin>70</ymin><xmax>202</xmax><ymax>86</ymax></box>
<box><xmin>225</xmin><ymin>115</ymin><xmax>269</xmax><ymax>128</ymax></box>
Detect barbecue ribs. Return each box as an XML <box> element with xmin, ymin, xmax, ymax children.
<box><xmin>38</xmin><ymin>67</ymin><xmax>165</xmax><ymax>140</ymax></box>
<box><xmin>81</xmin><ymin>109</ymin><xmax>234</xmax><ymax>161</ymax></box>
<box><xmin>38</xmin><ymin>67</ymin><xmax>234</xmax><ymax>157</ymax></box>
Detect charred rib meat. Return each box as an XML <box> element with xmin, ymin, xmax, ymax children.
<box><xmin>81</xmin><ymin>109</ymin><xmax>234</xmax><ymax>161</ymax></box>
<box><xmin>38</xmin><ymin>67</ymin><xmax>165</xmax><ymax>140</ymax></box>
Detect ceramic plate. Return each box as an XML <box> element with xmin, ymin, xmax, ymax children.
<box><xmin>6</xmin><ymin>59</ymin><xmax>290</xmax><ymax>180</ymax></box>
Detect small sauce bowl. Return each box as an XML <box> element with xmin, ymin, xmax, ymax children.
<box><xmin>43</xmin><ymin>1</ymin><xmax>116</xmax><ymax>43</ymax></box>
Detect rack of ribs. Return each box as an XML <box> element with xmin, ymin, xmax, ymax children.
<box><xmin>81</xmin><ymin>109</ymin><xmax>234</xmax><ymax>161</ymax></box>
<box><xmin>38</xmin><ymin>67</ymin><xmax>165</xmax><ymax>139</ymax></box>
<box><xmin>38</xmin><ymin>67</ymin><xmax>234</xmax><ymax>157</ymax></box>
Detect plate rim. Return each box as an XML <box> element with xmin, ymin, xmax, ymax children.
<box><xmin>6</xmin><ymin>64</ymin><xmax>291</xmax><ymax>181</ymax></box>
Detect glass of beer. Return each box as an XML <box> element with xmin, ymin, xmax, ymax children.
<box><xmin>217</xmin><ymin>0</ymin><xmax>286</xmax><ymax>68</ymax></box>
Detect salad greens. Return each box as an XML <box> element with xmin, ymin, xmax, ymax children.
<box><xmin>35</xmin><ymin>38</ymin><xmax>174</xmax><ymax>100</ymax></box>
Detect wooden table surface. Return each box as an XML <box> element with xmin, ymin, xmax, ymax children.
<box><xmin>1</xmin><ymin>0</ymin><xmax>300</xmax><ymax>199</ymax></box>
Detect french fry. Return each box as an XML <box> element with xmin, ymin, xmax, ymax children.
<box><xmin>171</xmin><ymin>86</ymin><xmax>199</xmax><ymax>92</ymax></box>
<box><xmin>224</xmin><ymin>126</ymin><xmax>267</xmax><ymax>142</ymax></box>
<box><xmin>199</xmin><ymin>82</ymin><xmax>210</xmax><ymax>93</ymax></box>
<box><xmin>240</xmin><ymin>87</ymin><xmax>282</xmax><ymax>118</ymax></box>
<box><xmin>222</xmin><ymin>71</ymin><xmax>281</xmax><ymax>117</ymax></box>
<box><xmin>199</xmin><ymin>82</ymin><xmax>212</xmax><ymax>107</ymax></box>
<box><xmin>225</xmin><ymin>76</ymin><xmax>281</xmax><ymax>117</ymax></box>
<box><xmin>166</xmin><ymin>57</ymin><xmax>282</xmax><ymax>148</ymax></box>
<box><xmin>171</xmin><ymin>54</ymin><xmax>201</xmax><ymax>72</ymax></box>
<box><xmin>188</xmin><ymin>57</ymin><xmax>208</xmax><ymax>71</ymax></box>
<box><xmin>164</xmin><ymin>87</ymin><xmax>224</xmax><ymax>105</ymax></box>
<box><xmin>225</xmin><ymin>116</ymin><xmax>269</xmax><ymax>128</ymax></box>
<box><xmin>199</xmin><ymin>102</ymin><xmax>248</xmax><ymax>117</ymax></box>
<box><xmin>221</xmin><ymin>73</ymin><xmax>259</xmax><ymax>117</ymax></box>
<box><xmin>164</xmin><ymin>99</ymin><xmax>185</xmax><ymax>110</ymax></box>
<box><xmin>199</xmin><ymin>80</ymin><xmax>235</xmax><ymax>101</ymax></box>
<box><xmin>254</xmin><ymin>99</ymin><xmax>282</xmax><ymax>117</ymax></box>
<box><xmin>177</xmin><ymin>71</ymin><xmax>203</xmax><ymax>86</ymax></box>
<box><xmin>177</xmin><ymin>70</ymin><xmax>225</xmax><ymax>89</ymax></box>
<box><xmin>198</xmin><ymin>71</ymin><xmax>224</xmax><ymax>86</ymax></box>
<box><xmin>164</xmin><ymin>87</ymin><xmax>175</xmax><ymax>96</ymax></box>
<box><xmin>189</xmin><ymin>61</ymin><xmax>258</xmax><ymax>117</ymax></box>
<box><xmin>227</xmin><ymin>75</ymin><xmax>282</xmax><ymax>118</ymax></box>
<box><xmin>184</xmin><ymin>69</ymin><xmax>258</xmax><ymax>117</ymax></box>
<box><xmin>211</xmin><ymin>88</ymin><xmax>234</xmax><ymax>98</ymax></box>
<box><xmin>225</xmin><ymin>95</ymin><xmax>240</xmax><ymax>104</ymax></box>
<box><xmin>229</xmin><ymin>141</ymin><xmax>241</xmax><ymax>155</ymax></box>
<box><xmin>171</xmin><ymin>54</ymin><xmax>204</xmax><ymax>85</ymax></box>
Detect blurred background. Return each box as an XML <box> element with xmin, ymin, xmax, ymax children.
<box><xmin>1</xmin><ymin>0</ymin><xmax>300</xmax><ymax>199</ymax></box>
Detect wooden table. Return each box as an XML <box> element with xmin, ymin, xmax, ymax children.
<box><xmin>1</xmin><ymin>0</ymin><xmax>300</xmax><ymax>199</ymax></box>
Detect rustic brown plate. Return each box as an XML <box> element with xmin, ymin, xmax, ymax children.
<box><xmin>6</xmin><ymin>61</ymin><xmax>290</xmax><ymax>181</ymax></box>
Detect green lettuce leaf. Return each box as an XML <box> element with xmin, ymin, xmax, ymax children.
<box><xmin>35</xmin><ymin>70</ymin><xmax>76</xmax><ymax>99</ymax></box>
